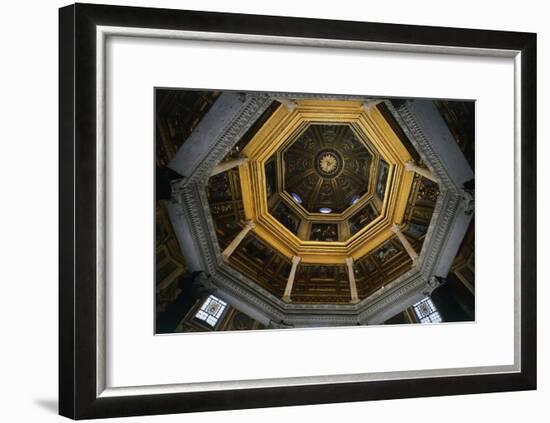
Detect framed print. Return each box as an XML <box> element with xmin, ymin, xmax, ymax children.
<box><xmin>59</xmin><ymin>3</ymin><xmax>536</xmax><ymax>420</ymax></box>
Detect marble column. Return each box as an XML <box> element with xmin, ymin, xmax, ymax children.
<box><xmin>405</xmin><ymin>161</ymin><xmax>439</xmax><ymax>184</ymax></box>
<box><xmin>297</xmin><ymin>220</ymin><xmax>310</xmax><ymax>240</ymax></box>
<box><xmin>211</xmin><ymin>157</ymin><xmax>248</xmax><ymax>176</ymax></box>
<box><xmin>222</xmin><ymin>220</ymin><xmax>255</xmax><ymax>261</ymax></box>
<box><xmin>282</xmin><ymin>255</ymin><xmax>302</xmax><ymax>303</ymax></box>
<box><xmin>345</xmin><ymin>257</ymin><xmax>360</xmax><ymax>304</ymax></box>
<box><xmin>391</xmin><ymin>224</ymin><xmax>419</xmax><ymax>265</ymax></box>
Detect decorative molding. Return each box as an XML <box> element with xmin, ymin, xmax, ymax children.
<box><xmin>461</xmin><ymin>189</ymin><xmax>475</xmax><ymax>215</ymax></box>
<box><xmin>384</xmin><ymin>100</ymin><xmax>459</xmax><ymax>193</ymax></box>
<box><xmin>267</xmin><ymin>320</ymin><xmax>295</xmax><ymax>329</ymax></box>
<box><xmin>265</xmin><ymin>92</ymin><xmax>382</xmax><ymax>103</ymax></box>
<box><xmin>418</xmin><ymin>191</ymin><xmax>461</xmax><ymax>276</ymax></box>
<box><xmin>423</xmin><ymin>276</ymin><xmax>443</xmax><ymax>297</ymax></box>
<box><xmin>362</xmin><ymin>99</ymin><xmax>382</xmax><ymax>112</ymax></box>
<box><xmin>274</xmin><ymin>97</ymin><xmax>298</xmax><ymax>111</ymax></box>
<box><xmin>357</xmin><ymin>271</ymin><xmax>427</xmax><ymax>323</ymax></box>
<box><xmin>185</xmin><ymin>93</ymin><xmax>274</xmax><ymax>185</ymax></box>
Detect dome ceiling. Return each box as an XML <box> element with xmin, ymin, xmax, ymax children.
<box><xmin>282</xmin><ymin>124</ymin><xmax>372</xmax><ymax>214</ymax></box>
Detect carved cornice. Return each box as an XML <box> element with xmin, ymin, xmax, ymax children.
<box><xmin>286</xmin><ymin>313</ymin><xmax>360</xmax><ymax>326</ymax></box>
<box><xmin>357</xmin><ymin>271</ymin><xmax>426</xmax><ymax>323</ymax></box>
<box><xmin>265</xmin><ymin>92</ymin><xmax>382</xmax><ymax>103</ymax></box>
<box><xmin>384</xmin><ymin>100</ymin><xmax>459</xmax><ymax>193</ymax></box>
<box><xmin>185</xmin><ymin>93</ymin><xmax>274</xmax><ymax>186</ymax></box>
<box><xmin>423</xmin><ymin>276</ymin><xmax>444</xmax><ymax>297</ymax></box>
<box><xmin>418</xmin><ymin>191</ymin><xmax>461</xmax><ymax>275</ymax></box>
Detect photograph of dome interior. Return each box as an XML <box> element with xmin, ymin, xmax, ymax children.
<box><xmin>155</xmin><ymin>89</ymin><xmax>475</xmax><ymax>334</ymax></box>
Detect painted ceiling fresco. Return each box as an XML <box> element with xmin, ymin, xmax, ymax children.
<box><xmin>282</xmin><ymin>124</ymin><xmax>372</xmax><ymax>214</ymax></box>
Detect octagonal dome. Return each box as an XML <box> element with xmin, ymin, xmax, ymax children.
<box><xmin>201</xmin><ymin>96</ymin><xmax>442</xmax><ymax>304</ymax></box>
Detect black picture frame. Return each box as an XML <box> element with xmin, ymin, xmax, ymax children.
<box><xmin>59</xmin><ymin>3</ymin><xmax>537</xmax><ymax>420</ymax></box>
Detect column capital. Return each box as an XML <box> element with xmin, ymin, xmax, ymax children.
<box><xmin>211</xmin><ymin>156</ymin><xmax>250</xmax><ymax>176</ymax></box>
<box><xmin>268</xmin><ymin>319</ymin><xmax>294</xmax><ymax>329</ymax></box>
<box><xmin>275</xmin><ymin>97</ymin><xmax>298</xmax><ymax>111</ymax></box>
<box><xmin>422</xmin><ymin>276</ymin><xmax>443</xmax><ymax>297</ymax></box>
<box><xmin>244</xmin><ymin>220</ymin><xmax>256</xmax><ymax>230</ymax></box>
<box><xmin>291</xmin><ymin>255</ymin><xmax>302</xmax><ymax>265</ymax></box>
<box><xmin>405</xmin><ymin>161</ymin><xmax>440</xmax><ymax>184</ymax></box>
<box><xmin>169</xmin><ymin>177</ymin><xmax>186</xmax><ymax>197</ymax></box>
<box><xmin>404</xmin><ymin>161</ymin><xmax>417</xmax><ymax>172</ymax></box>
<box><xmin>222</xmin><ymin>220</ymin><xmax>255</xmax><ymax>260</ymax></box>
<box><xmin>191</xmin><ymin>272</ymin><xmax>217</xmax><ymax>299</ymax></box>
<box><xmin>460</xmin><ymin>190</ymin><xmax>475</xmax><ymax>216</ymax></box>
<box><xmin>344</xmin><ymin>257</ymin><xmax>354</xmax><ymax>267</ymax></box>
<box><xmin>392</xmin><ymin>224</ymin><xmax>419</xmax><ymax>265</ymax></box>
<box><xmin>236</xmin><ymin>156</ymin><xmax>249</xmax><ymax>164</ymax></box>
<box><xmin>362</xmin><ymin>99</ymin><xmax>382</xmax><ymax>112</ymax></box>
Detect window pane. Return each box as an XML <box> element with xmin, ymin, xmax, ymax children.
<box><xmin>413</xmin><ymin>297</ymin><xmax>442</xmax><ymax>324</ymax></box>
<box><xmin>194</xmin><ymin>295</ymin><xmax>227</xmax><ymax>328</ymax></box>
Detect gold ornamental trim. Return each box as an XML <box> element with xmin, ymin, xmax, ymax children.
<box><xmin>238</xmin><ymin>100</ymin><xmax>414</xmax><ymax>264</ymax></box>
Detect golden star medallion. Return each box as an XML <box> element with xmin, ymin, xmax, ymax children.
<box><xmin>319</xmin><ymin>153</ymin><xmax>337</xmax><ymax>173</ymax></box>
